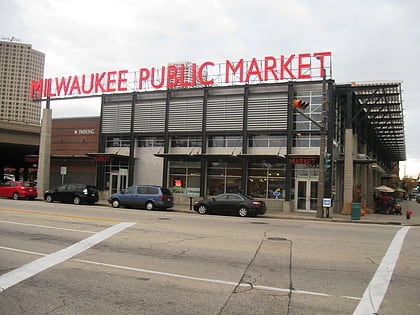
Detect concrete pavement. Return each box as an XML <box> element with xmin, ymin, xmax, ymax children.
<box><xmin>99</xmin><ymin>199</ymin><xmax>420</xmax><ymax>226</ymax></box>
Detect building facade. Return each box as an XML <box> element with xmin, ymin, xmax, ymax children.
<box><xmin>0</xmin><ymin>39</ymin><xmax>44</xmax><ymax>181</ymax></box>
<box><xmin>92</xmin><ymin>79</ymin><xmax>405</xmax><ymax>213</ymax></box>
<box><xmin>0</xmin><ymin>39</ymin><xmax>45</xmax><ymax>125</ymax></box>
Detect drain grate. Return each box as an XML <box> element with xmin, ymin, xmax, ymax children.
<box><xmin>250</xmin><ymin>221</ymin><xmax>268</xmax><ymax>224</ymax></box>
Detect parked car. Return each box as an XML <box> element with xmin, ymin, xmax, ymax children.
<box><xmin>108</xmin><ymin>185</ymin><xmax>173</xmax><ymax>210</ymax></box>
<box><xmin>193</xmin><ymin>193</ymin><xmax>267</xmax><ymax>217</ymax></box>
<box><xmin>44</xmin><ymin>183</ymin><xmax>99</xmax><ymax>205</ymax></box>
<box><xmin>0</xmin><ymin>181</ymin><xmax>37</xmax><ymax>200</ymax></box>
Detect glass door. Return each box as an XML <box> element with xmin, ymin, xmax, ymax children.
<box><xmin>110</xmin><ymin>170</ymin><xmax>128</xmax><ymax>195</ymax></box>
<box><xmin>295</xmin><ymin>180</ymin><xmax>318</xmax><ymax>211</ymax></box>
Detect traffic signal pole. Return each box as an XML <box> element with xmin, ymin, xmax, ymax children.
<box><xmin>316</xmin><ymin>70</ymin><xmax>327</xmax><ymax>218</ymax></box>
<box><xmin>291</xmin><ymin>70</ymin><xmax>328</xmax><ymax>218</ymax></box>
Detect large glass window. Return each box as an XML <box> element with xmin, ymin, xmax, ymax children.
<box><xmin>206</xmin><ymin>161</ymin><xmax>242</xmax><ymax>195</ymax></box>
<box><xmin>293</xmin><ymin>134</ymin><xmax>320</xmax><ymax>147</ymax></box>
<box><xmin>169</xmin><ymin>161</ymin><xmax>201</xmax><ymax>196</ymax></box>
<box><xmin>137</xmin><ymin>136</ymin><xmax>165</xmax><ymax>147</ymax></box>
<box><xmin>248</xmin><ymin>135</ymin><xmax>287</xmax><ymax>148</ymax></box>
<box><xmin>208</xmin><ymin>135</ymin><xmax>242</xmax><ymax>148</ymax></box>
<box><xmin>247</xmin><ymin>162</ymin><xmax>286</xmax><ymax>199</ymax></box>
<box><xmin>106</xmin><ymin>136</ymin><xmax>130</xmax><ymax>147</ymax></box>
<box><xmin>171</xmin><ymin>136</ymin><xmax>202</xmax><ymax>148</ymax></box>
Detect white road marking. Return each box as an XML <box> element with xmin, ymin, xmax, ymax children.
<box><xmin>0</xmin><ymin>221</ymin><xmax>135</xmax><ymax>292</ymax></box>
<box><xmin>353</xmin><ymin>226</ymin><xmax>411</xmax><ymax>315</ymax></box>
<box><xmin>0</xmin><ymin>245</ymin><xmax>360</xmax><ymax>300</ymax></box>
<box><xmin>0</xmin><ymin>220</ymin><xmax>96</xmax><ymax>234</ymax></box>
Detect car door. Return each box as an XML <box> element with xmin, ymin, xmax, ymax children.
<box><xmin>209</xmin><ymin>194</ymin><xmax>230</xmax><ymax>214</ymax></box>
<box><xmin>53</xmin><ymin>185</ymin><xmax>68</xmax><ymax>202</ymax></box>
<box><xmin>226</xmin><ymin>194</ymin><xmax>243</xmax><ymax>215</ymax></box>
<box><xmin>0</xmin><ymin>181</ymin><xmax>14</xmax><ymax>197</ymax></box>
<box><xmin>135</xmin><ymin>186</ymin><xmax>149</xmax><ymax>208</ymax></box>
<box><xmin>119</xmin><ymin>186</ymin><xmax>136</xmax><ymax>206</ymax></box>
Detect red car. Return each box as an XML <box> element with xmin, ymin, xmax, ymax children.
<box><xmin>0</xmin><ymin>181</ymin><xmax>38</xmax><ymax>200</ymax></box>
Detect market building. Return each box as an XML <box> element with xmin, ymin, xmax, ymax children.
<box><xmin>95</xmin><ymin>80</ymin><xmax>405</xmax><ymax>214</ymax></box>
<box><xmin>31</xmin><ymin>52</ymin><xmax>406</xmax><ymax>215</ymax></box>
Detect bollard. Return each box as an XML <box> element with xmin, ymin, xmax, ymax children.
<box><xmin>406</xmin><ymin>209</ymin><xmax>412</xmax><ymax>220</ymax></box>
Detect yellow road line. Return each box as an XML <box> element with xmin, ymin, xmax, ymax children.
<box><xmin>0</xmin><ymin>207</ymin><xmax>122</xmax><ymax>223</ymax></box>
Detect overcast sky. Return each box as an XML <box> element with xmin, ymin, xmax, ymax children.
<box><xmin>1</xmin><ymin>0</ymin><xmax>419</xmax><ymax>177</ymax></box>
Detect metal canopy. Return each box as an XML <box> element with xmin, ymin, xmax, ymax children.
<box><xmin>351</xmin><ymin>81</ymin><xmax>406</xmax><ymax>162</ymax></box>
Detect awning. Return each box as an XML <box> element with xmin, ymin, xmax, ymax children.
<box><xmin>350</xmin><ymin>81</ymin><xmax>406</xmax><ymax>162</ymax></box>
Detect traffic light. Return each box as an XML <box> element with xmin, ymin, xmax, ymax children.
<box><xmin>292</xmin><ymin>99</ymin><xmax>309</xmax><ymax>110</ymax></box>
<box><xmin>324</xmin><ymin>153</ymin><xmax>332</xmax><ymax>178</ymax></box>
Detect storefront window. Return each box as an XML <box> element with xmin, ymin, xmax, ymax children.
<box><xmin>169</xmin><ymin>161</ymin><xmax>201</xmax><ymax>196</ymax></box>
<box><xmin>247</xmin><ymin>162</ymin><xmax>286</xmax><ymax>199</ymax></box>
<box><xmin>206</xmin><ymin>161</ymin><xmax>242</xmax><ymax>195</ymax></box>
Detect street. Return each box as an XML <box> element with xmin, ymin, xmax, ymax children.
<box><xmin>0</xmin><ymin>198</ymin><xmax>419</xmax><ymax>314</ymax></box>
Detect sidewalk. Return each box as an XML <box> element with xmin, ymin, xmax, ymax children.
<box><xmin>98</xmin><ymin>199</ymin><xmax>420</xmax><ymax>226</ymax></box>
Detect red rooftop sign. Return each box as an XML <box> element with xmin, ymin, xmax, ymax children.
<box><xmin>30</xmin><ymin>51</ymin><xmax>332</xmax><ymax>99</ymax></box>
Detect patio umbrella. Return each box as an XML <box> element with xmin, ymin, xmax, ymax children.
<box><xmin>394</xmin><ymin>187</ymin><xmax>406</xmax><ymax>192</ymax></box>
<box><xmin>373</xmin><ymin>185</ymin><xmax>395</xmax><ymax>193</ymax></box>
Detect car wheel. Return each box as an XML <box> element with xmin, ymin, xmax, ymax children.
<box><xmin>238</xmin><ymin>207</ymin><xmax>248</xmax><ymax>217</ymax></box>
<box><xmin>45</xmin><ymin>195</ymin><xmax>53</xmax><ymax>203</ymax></box>
<box><xmin>111</xmin><ymin>199</ymin><xmax>120</xmax><ymax>208</ymax></box>
<box><xmin>73</xmin><ymin>196</ymin><xmax>81</xmax><ymax>205</ymax></box>
<box><xmin>12</xmin><ymin>192</ymin><xmax>19</xmax><ymax>200</ymax></box>
<box><xmin>146</xmin><ymin>201</ymin><xmax>154</xmax><ymax>210</ymax></box>
<box><xmin>197</xmin><ymin>204</ymin><xmax>208</xmax><ymax>215</ymax></box>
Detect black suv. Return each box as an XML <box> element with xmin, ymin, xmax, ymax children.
<box><xmin>44</xmin><ymin>183</ymin><xmax>99</xmax><ymax>205</ymax></box>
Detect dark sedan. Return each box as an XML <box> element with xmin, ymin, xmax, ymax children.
<box><xmin>44</xmin><ymin>183</ymin><xmax>99</xmax><ymax>205</ymax></box>
<box><xmin>193</xmin><ymin>193</ymin><xmax>266</xmax><ymax>217</ymax></box>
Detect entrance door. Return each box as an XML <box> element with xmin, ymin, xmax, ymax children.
<box><xmin>110</xmin><ymin>170</ymin><xmax>128</xmax><ymax>195</ymax></box>
<box><xmin>296</xmin><ymin>180</ymin><xmax>318</xmax><ymax>211</ymax></box>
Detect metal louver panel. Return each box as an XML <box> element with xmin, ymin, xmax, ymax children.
<box><xmin>168</xmin><ymin>98</ymin><xmax>203</xmax><ymax>132</ymax></box>
<box><xmin>248</xmin><ymin>93</ymin><xmax>288</xmax><ymax>130</ymax></box>
<box><xmin>134</xmin><ymin>100</ymin><xmax>166</xmax><ymax>132</ymax></box>
<box><xmin>102</xmin><ymin>103</ymin><xmax>132</xmax><ymax>133</ymax></box>
<box><xmin>207</xmin><ymin>96</ymin><xmax>243</xmax><ymax>131</ymax></box>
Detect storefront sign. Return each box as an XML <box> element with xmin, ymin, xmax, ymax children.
<box><xmin>30</xmin><ymin>51</ymin><xmax>332</xmax><ymax>99</ymax></box>
<box><xmin>290</xmin><ymin>157</ymin><xmax>318</xmax><ymax>165</ymax></box>
<box><xmin>92</xmin><ymin>156</ymin><xmax>111</xmax><ymax>163</ymax></box>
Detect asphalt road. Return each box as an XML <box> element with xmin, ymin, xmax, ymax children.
<box><xmin>0</xmin><ymin>198</ymin><xmax>419</xmax><ymax>314</ymax></box>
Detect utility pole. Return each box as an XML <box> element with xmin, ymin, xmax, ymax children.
<box><xmin>316</xmin><ymin>69</ymin><xmax>327</xmax><ymax>218</ymax></box>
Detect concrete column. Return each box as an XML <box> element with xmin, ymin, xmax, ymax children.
<box><xmin>37</xmin><ymin>107</ymin><xmax>52</xmax><ymax>199</ymax></box>
<box><xmin>341</xmin><ymin>128</ymin><xmax>354</xmax><ymax>214</ymax></box>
